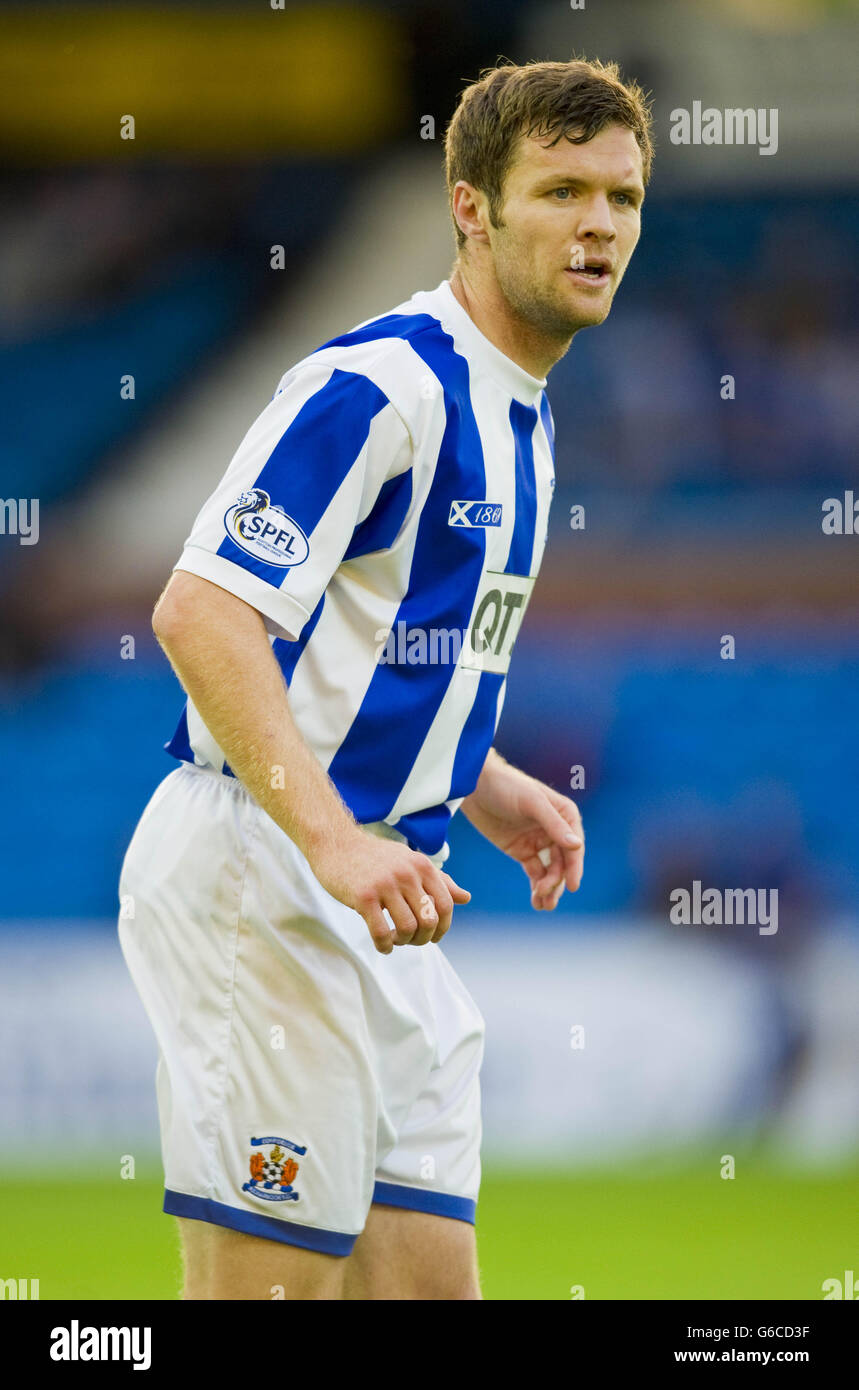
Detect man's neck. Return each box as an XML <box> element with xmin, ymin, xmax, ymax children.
<box><xmin>448</xmin><ymin>262</ymin><xmax>573</xmax><ymax>380</ymax></box>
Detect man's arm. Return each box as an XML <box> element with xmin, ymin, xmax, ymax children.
<box><xmin>152</xmin><ymin>570</ymin><xmax>469</xmax><ymax>954</ymax></box>
<box><xmin>461</xmin><ymin>747</ymin><xmax>584</xmax><ymax>910</ymax></box>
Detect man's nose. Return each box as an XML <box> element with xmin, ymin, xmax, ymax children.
<box><xmin>575</xmin><ymin>195</ymin><xmax>617</xmax><ymax>240</ymax></box>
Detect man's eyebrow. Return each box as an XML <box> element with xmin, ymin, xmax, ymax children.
<box><xmin>531</xmin><ymin>174</ymin><xmax>581</xmax><ymax>191</ymax></box>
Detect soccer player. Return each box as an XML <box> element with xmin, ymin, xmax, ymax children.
<box><xmin>119</xmin><ymin>56</ymin><xmax>652</xmax><ymax>1300</ymax></box>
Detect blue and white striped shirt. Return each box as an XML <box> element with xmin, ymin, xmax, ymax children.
<box><xmin>167</xmin><ymin>279</ymin><xmax>556</xmax><ymax>857</ymax></box>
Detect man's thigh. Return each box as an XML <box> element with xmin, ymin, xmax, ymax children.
<box><xmin>342</xmin><ymin>1204</ymin><xmax>482</xmax><ymax>1301</ymax></box>
<box><xmin>178</xmin><ymin>1218</ymin><xmax>346</xmax><ymax>1301</ymax></box>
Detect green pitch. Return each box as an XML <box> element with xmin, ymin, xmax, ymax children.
<box><xmin>2</xmin><ymin>1159</ymin><xmax>857</xmax><ymax>1300</ymax></box>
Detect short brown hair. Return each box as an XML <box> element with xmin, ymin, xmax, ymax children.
<box><xmin>443</xmin><ymin>57</ymin><xmax>654</xmax><ymax>252</ymax></box>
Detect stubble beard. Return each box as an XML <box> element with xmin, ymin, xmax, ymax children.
<box><xmin>495</xmin><ymin>243</ymin><xmax>611</xmax><ymax>342</ymax></box>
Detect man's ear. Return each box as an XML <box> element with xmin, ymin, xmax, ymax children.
<box><xmin>452</xmin><ymin>181</ymin><xmax>491</xmax><ymax>247</ymax></box>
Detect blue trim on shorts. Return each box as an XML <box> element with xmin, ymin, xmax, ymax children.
<box><xmin>163</xmin><ymin>1189</ymin><xmax>357</xmax><ymax>1256</ymax></box>
<box><xmin>372</xmin><ymin>1181</ymin><xmax>476</xmax><ymax>1225</ymax></box>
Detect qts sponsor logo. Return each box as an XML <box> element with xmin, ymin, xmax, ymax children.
<box><xmin>462</xmin><ymin>571</ymin><xmax>535</xmax><ymax>674</ymax></box>
<box><xmin>224</xmin><ymin>488</ymin><xmax>309</xmax><ymax>568</ymax></box>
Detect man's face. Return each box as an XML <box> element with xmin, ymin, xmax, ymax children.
<box><xmin>484</xmin><ymin>123</ymin><xmax>645</xmax><ymax>338</ymax></box>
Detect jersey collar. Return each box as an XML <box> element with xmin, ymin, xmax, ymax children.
<box><xmin>433</xmin><ymin>279</ymin><xmax>548</xmax><ymax>407</ymax></box>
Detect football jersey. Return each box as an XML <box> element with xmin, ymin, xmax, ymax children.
<box><xmin>166</xmin><ymin>278</ymin><xmax>556</xmax><ymax>857</ymax></box>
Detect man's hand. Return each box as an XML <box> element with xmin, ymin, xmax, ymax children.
<box><xmin>152</xmin><ymin>573</ymin><xmax>471</xmax><ymax>957</ymax></box>
<box><xmin>307</xmin><ymin>826</ymin><xmax>471</xmax><ymax>955</ymax></box>
<box><xmin>460</xmin><ymin>750</ymin><xmax>584</xmax><ymax>910</ymax></box>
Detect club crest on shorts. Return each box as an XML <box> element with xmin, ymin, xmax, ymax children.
<box><xmin>242</xmin><ymin>1135</ymin><xmax>307</xmax><ymax>1203</ymax></box>
<box><xmin>224</xmin><ymin>488</ymin><xmax>310</xmax><ymax>568</ymax></box>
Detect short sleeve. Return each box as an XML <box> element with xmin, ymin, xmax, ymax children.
<box><xmin>173</xmin><ymin>361</ymin><xmax>413</xmax><ymax>641</ymax></box>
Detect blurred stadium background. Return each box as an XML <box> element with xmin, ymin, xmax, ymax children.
<box><xmin>1</xmin><ymin>0</ymin><xmax>858</xmax><ymax>1299</ymax></box>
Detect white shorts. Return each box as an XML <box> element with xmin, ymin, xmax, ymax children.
<box><xmin>117</xmin><ymin>762</ymin><xmax>485</xmax><ymax>1256</ymax></box>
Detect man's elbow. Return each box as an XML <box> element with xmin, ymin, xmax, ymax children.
<box><xmin>152</xmin><ymin>570</ymin><xmax>266</xmax><ymax>652</ymax></box>
<box><xmin>152</xmin><ymin>579</ymin><xmax>189</xmax><ymax>650</ymax></box>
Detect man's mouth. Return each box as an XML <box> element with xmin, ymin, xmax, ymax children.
<box><xmin>565</xmin><ymin>260</ymin><xmax>611</xmax><ymax>286</ymax></box>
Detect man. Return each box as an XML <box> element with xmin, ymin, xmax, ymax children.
<box><xmin>119</xmin><ymin>56</ymin><xmax>652</xmax><ymax>1301</ymax></box>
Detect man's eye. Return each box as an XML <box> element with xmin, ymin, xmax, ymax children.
<box><xmin>553</xmin><ymin>188</ymin><xmax>571</xmax><ymax>198</ymax></box>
